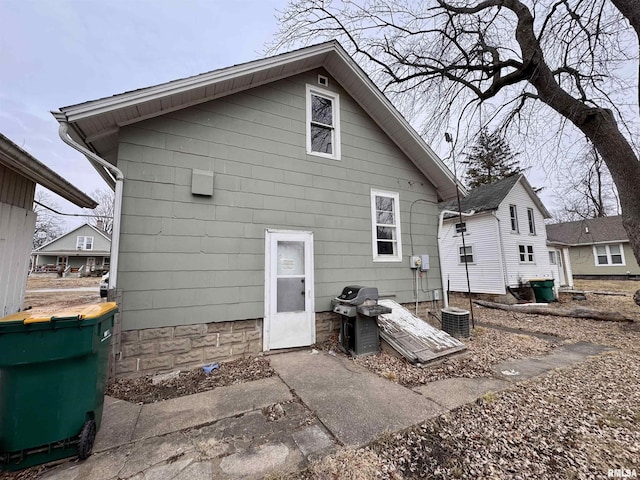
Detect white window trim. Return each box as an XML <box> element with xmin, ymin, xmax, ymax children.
<box><xmin>371</xmin><ymin>189</ymin><xmax>402</xmax><ymax>262</ymax></box>
<box><xmin>458</xmin><ymin>244</ymin><xmax>475</xmax><ymax>264</ymax></box>
<box><xmin>509</xmin><ymin>205</ymin><xmax>519</xmax><ymax>233</ymax></box>
<box><xmin>306</xmin><ymin>84</ymin><xmax>341</xmax><ymax>160</ymax></box>
<box><xmin>548</xmin><ymin>251</ymin><xmax>557</xmax><ymax>265</ymax></box>
<box><xmin>527</xmin><ymin>208</ymin><xmax>536</xmax><ymax>235</ymax></box>
<box><xmin>518</xmin><ymin>244</ymin><xmax>535</xmax><ymax>263</ymax></box>
<box><xmin>593</xmin><ymin>243</ymin><xmax>626</xmax><ymax>266</ymax></box>
<box><xmin>76</xmin><ymin>236</ymin><xmax>94</xmax><ymax>251</ymax></box>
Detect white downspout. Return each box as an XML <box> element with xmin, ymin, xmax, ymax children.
<box><xmin>437</xmin><ymin>209</ymin><xmax>475</xmax><ymax>308</ymax></box>
<box><xmin>57</xmin><ymin>122</ymin><xmax>124</xmax><ymax>293</ymax></box>
<box><xmin>492</xmin><ymin>212</ymin><xmax>509</xmax><ymax>293</ymax></box>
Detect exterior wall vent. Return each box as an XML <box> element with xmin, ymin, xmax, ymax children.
<box><xmin>440</xmin><ymin>307</ymin><xmax>470</xmax><ymax>338</ymax></box>
<box><xmin>318</xmin><ymin>75</ymin><xmax>328</xmax><ymax>86</ymax></box>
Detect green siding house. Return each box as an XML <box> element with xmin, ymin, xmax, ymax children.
<box><xmin>53</xmin><ymin>42</ymin><xmax>459</xmax><ymax>377</ymax></box>
<box><xmin>32</xmin><ymin>223</ymin><xmax>111</xmax><ymax>275</ymax></box>
<box><xmin>546</xmin><ymin>216</ymin><xmax>640</xmax><ymax>279</ymax></box>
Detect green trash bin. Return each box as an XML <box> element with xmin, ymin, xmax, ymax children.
<box><xmin>0</xmin><ymin>302</ymin><xmax>117</xmax><ymax>471</ymax></box>
<box><xmin>529</xmin><ymin>278</ymin><xmax>555</xmax><ymax>303</ymax></box>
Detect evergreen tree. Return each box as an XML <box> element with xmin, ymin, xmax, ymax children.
<box><xmin>462</xmin><ymin>129</ymin><xmax>523</xmax><ymax>188</ymax></box>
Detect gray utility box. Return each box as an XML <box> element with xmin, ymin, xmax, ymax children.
<box><xmin>340</xmin><ymin>314</ymin><xmax>379</xmax><ymax>356</ymax></box>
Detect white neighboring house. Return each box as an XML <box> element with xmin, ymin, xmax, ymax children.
<box><xmin>439</xmin><ymin>174</ymin><xmax>559</xmax><ymax>295</ymax></box>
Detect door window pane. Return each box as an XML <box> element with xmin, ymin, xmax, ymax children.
<box><xmin>277</xmin><ymin>241</ymin><xmax>304</xmax><ymax>276</ymax></box>
<box><xmin>277</xmin><ymin>278</ymin><xmax>305</xmax><ymax>313</ymax></box>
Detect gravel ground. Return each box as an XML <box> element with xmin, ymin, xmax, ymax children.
<box><xmin>106</xmin><ymin>356</ymin><xmax>274</xmax><ymax>403</ymax></box>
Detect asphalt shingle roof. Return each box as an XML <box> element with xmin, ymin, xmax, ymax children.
<box><xmin>545</xmin><ymin>216</ymin><xmax>629</xmax><ymax>245</ymax></box>
<box><xmin>441</xmin><ymin>174</ymin><xmax>521</xmax><ymax>217</ymax></box>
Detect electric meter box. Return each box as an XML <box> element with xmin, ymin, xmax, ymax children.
<box><xmin>419</xmin><ymin>254</ymin><xmax>430</xmax><ymax>271</ymax></box>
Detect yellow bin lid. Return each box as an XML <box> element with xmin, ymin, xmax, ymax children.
<box><xmin>0</xmin><ymin>302</ymin><xmax>118</xmax><ymax>325</ymax></box>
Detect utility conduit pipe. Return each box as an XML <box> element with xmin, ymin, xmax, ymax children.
<box><xmin>437</xmin><ymin>209</ymin><xmax>475</xmax><ymax>308</ymax></box>
<box><xmin>56</xmin><ymin>121</ymin><xmax>124</xmax><ymax>292</ymax></box>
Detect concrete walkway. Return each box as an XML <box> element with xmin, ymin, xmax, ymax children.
<box><xmin>36</xmin><ymin>340</ymin><xmax>611</xmax><ymax>480</ymax></box>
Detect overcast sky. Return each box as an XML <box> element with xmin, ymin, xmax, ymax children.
<box><xmin>0</xmin><ymin>0</ymin><xmax>288</xmax><ymax>229</ymax></box>
<box><xmin>1</xmin><ymin>0</ymin><xmax>563</xmax><ymax>232</ymax></box>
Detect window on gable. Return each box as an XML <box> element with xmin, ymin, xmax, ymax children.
<box><xmin>594</xmin><ymin>244</ymin><xmax>625</xmax><ymax>266</ymax></box>
<box><xmin>455</xmin><ymin>222</ymin><xmax>467</xmax><ymax>234</ymax></box>
<box><xmin>76</xmin><ymin>236</ymin><xmax>94</xmax><ymax>251</ymax></box>
<box><xmin>527</xmin><ymin>208</ymin><xmax>536</xmax><ymax>234</ymax></box>
<box><xmin>371</xmin><ymin>190</ymin><xmax>402</xmax><ymax>261</ymax></box>
<box><xmin>459</xmin><ymin>245</ymin><xmax>474</xmax><ymax>264</ymax></box>
<box><xmin>306</xmin><ymin>85</ymin><xmax>340</xmax><ymax>159</ymax></box>
<box><xmin>518</xmin><ymin>244</ymin><xmax>534</xmax><ymax>263</ymax></box>
<box><xmin>509</xmin><ymin>205</ymin><xmax>519</xmax><ymax>232</ymax></box>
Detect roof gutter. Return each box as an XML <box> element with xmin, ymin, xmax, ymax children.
<box><xmin>55</xmin><ymin>119</ymin><xmax>124</xmax><ymax>293</ymax></box>
<box><xmin>0</xmin><ymin>133</ymin><xmax>97</xmax><ymax>208</ymax></box>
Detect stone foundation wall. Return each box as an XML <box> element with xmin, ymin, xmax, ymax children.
<box><xmin>113</xmin><ymin>311</ymin><xmax>341</xmax><ymax>378</ymax></box>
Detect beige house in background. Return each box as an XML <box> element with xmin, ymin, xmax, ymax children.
<box><xmin>546</xmin><ymin>216</ymin><xmax>640</xmax><ymax>279</ymax></box>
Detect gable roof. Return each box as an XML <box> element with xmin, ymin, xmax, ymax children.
<box><xmin>0</xmin><ymin>133</ymin><xmax>97</xmax><ymax>208</ymax></box>
<box><xmin>441</xmin><ymin>174</ymin><xmax>550</xmax><ymax>219</ymax></box>
<box><xmin>33</xmin><ymin>223</ymin><xmax>111</xmax><ymax>253</ymax></box>
<box><xmin>546</xmin><ymin>216</ymin><xmax>628</xmax><ymax>246</ymax></box>
<box><xmin>52</xmin><ymin>41</ymin><xmax>461</xmax><ymax>202</ymax></box>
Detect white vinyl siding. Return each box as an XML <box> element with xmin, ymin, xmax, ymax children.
<box><xmin>306</xmin><ymin>84</ymin><xmax>341</xmax><ymax>160</ymax></box>
<box><xmin>370</xmin><ymin>189</ymin><xmax>402</xmax><ymax>262</ymax></box>
<box><xmin>594</xmin><ymin>244</ymin><xmax>625</xmax><ymax>266</ymax></box>
<box><xmin>439</xmin><ymin>214</ymin><xmax>505</xmax><ymax>294</ymax></box>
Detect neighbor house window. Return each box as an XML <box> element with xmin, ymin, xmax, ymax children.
<box><xmin>455</xmin><ymin>222</ymin><xmax>467</xmax><ymax>234</ymax></box>
<box><xmin>509</xmin><ymin>205</ymin><xmax>519</xmax><ymax>232</ymax></box>
<box><xmin>371</xmin><ymin>189</ymin><xmax>402</xmax><ymax>261</ymax></box>
<box><xmin>594</xmin><ymin>244</ymin><xmax>625</xmax><ymax>266</ymax></box>
<box><xmin>548</xmin><ymin>251</ymin><xmax>556</xmax><ymax>265</ymax></box>
<box><xmin>306</xmin><ymin>85</ymin><xmax>340</xmax><ymax>159</ymax></box>
<box><xmin>76</xmin><ymin>236</ymin><xmax>94</xmax><ymax>250</ymax></box>
<box><xmin>459</xmin><ymin>245</ymin><xmax>474</xmax><ymax>264</ymax></box>
<box><xmin>527</xmin><ymin>208</ymin><xmax>536</xmax><ymax>234</ymax></box>
<box><xmin>518</xmin><ymin>245</ymin><xmax>534</xmax><ymax>263</ymax></box>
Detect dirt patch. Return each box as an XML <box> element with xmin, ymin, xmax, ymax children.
<box><xmin>574</xmin><ymin>278</ymin><xmax>640</xmax><ymax>294</ymax></box>
<box><xmin>26</xmin><ymin>277</ymin><xmax>100</xmax><ymax>290</ymax></box>
<box><xmin>106</xmin><ymin>357</ymin><xmax>275</xmax><ymax>404</ymax></box>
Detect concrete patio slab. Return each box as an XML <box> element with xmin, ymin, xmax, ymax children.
<box><xmin>132</xmin><ymin>376</ymin><xmax>292</xmax><ymax>440</ymax></box>
<box><xmin>269</xmin><ymin>350</ymin><xmax>445</xmax><ymax>447</ymax></box>
<box><xmin>94</xmin><ymin>397</ymin><xmax>141</xmax><ymax>452</ymax></box>
<box><xmin>414</xmin><ymin>377</ymin><xmax>510</xmax><ymax>409</ymax></box>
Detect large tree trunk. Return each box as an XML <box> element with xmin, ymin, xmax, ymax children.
<box><xmin>474</xmin><ymin>300</ymin><xmax>635</xmax><ymax>322</ymax></box>
<box><xmin>506</xmin><ymin>0</ymin><xmax>640</xmax><ymax>306</ymax></box>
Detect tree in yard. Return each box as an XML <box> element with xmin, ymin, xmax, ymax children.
<box><xmin>462</xmin><ymin>128</ymin><xmax>523</xmax><ymax>188</ymax></box>
<box><xmin>553</xmin><ymin>145</ymin><xmax>620</xmax><ymax>222</ymax></box>
<box><xmin>33</xmin><ymin>191</ymin><xmax>63</xmax><ymax>249</ymax></box>
<box><xmin>84</xmin><ymin>189</ymin><xmax>114</xmax><ymax>234</ymax></box>
<box><xmin>272</xmin><ymin>0</ymin><xmax>640</xmax><ymax>305</ymax></box>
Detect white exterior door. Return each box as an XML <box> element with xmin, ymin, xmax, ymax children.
<box><xmin>264</xmin><ymin>230</ymin><xmax>315</xmax><ymax>350</ymax></box>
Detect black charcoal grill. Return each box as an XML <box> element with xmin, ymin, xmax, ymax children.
<box><xmin>332</xmin><ymin>285</ymin><xmax>391</xmax><ymax>356</ymax></box>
